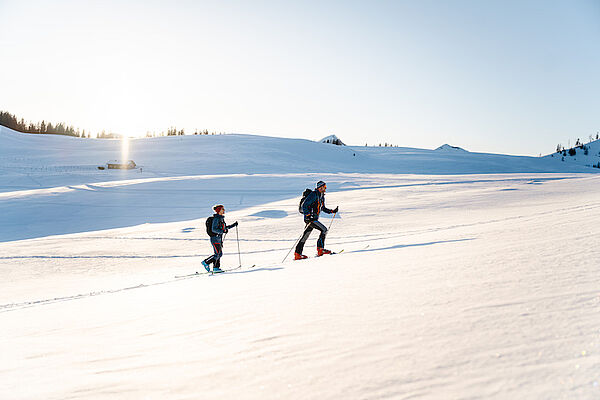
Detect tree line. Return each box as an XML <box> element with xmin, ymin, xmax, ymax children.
<box><xmin>0</xmin><ymin>110</ymin><xmax>223</xmax><ymax>139</ymax></box>
<box><xmin>556</xmin><ymin>134</ymin><xmax>599</xmax><ymax>154</ymax></box>
<box><xmin>145</xmin><ymin>128</ymin><xmax>223</xmax><ymax>137</ymax></box>
<box><xmin>0</xmin><ymin>111</ymin><xmax>89</xmax><ymax>137</ymax></box>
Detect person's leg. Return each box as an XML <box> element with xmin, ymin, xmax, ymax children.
<box><xmin>213</xmin><ymin>242</ymin><xmax>223</xmax><ymax>270</ymax></box>
<box><xmin>203</xmin><ymin>255</ymin><xmax>215</xmax><ymax>265</ymax></box>
<box><xmin>206</xmin><ymin>239</ymin><xmax>221</xmax><ymax>264</ymax></box>
<box><xmin>295</xmin><ymin>224</ymin><xmax>314</xmax><ymax>254</ymax></box>
<box><xmin>312</xmin><ymin>221</ymin><xmax>328</xmax><ymax>249</ymax></box>
<box><xmin>203</xmin><ymin>239</ymin><xmax>220</xmax><ymax>271</ymax></box>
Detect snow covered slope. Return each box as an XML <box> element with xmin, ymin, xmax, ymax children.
<box><xmin>1</xmin><ymin>126</ymin><xmax>597</xmax><ymax>242</ymax></box>
<box><xmin>1</xmin><ymin>126</ymin><xmax>600</xmax><ymax>399</ymax></box>
<box><xmin>319</xmin><ymin>134</ymin><xmax>346</xmax><ymax>145</ymax></box>
<box><xmin>2</xmin><ymin>173</ymin><xmax>600</xmax><ymax>399</ymax></box>
<box><xmin>543</xmin><ymin>139</ymin><xmax>600</xmax><ymax>169</ymax></box>
<box><xmin>1</xmin><ymin>125</ymin><xmax>595</xmax><ymax>185</ymax></box>
<box><xmin>435</xmin><ymin>143</ymin><xmax>467</xmax><ymax>152</ymax></box>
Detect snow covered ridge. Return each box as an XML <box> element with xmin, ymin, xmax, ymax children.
<box><xmin>319</xmin><ymin>134</ymin><xmax>345</xmax><ymax>145</ymax></box>
<box><xmin>435</xmin><ymin>143</ymin><xmax>467</xmax><ymax>152</ymax></box>
<box><xmin>544</xmin><ymin>138</ymin><xmax>600</xmax><ymax>169</ymax></box>
<box><xmin>1</xmin><ymin>123</ymin><xmax>598</xmax><ymax>242</ymax></box>
<box><xmin>1</xmin><ymin>125</ymin><xmax>597</xmax><ymax>177</ymax></box>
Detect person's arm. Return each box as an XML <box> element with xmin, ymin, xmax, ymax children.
<box><xmin>226</xmin><ymin>221</ymin><xmax>238</xmax><ymax>229</ymax></box>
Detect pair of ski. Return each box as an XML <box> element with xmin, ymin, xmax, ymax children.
<box><xmin>174</xmin><ymin>264</ymin><xmax>255</xmax><ymax>278</ymax></box>
<box><xmin>174</xmin><ymin>249</ymin><xmax>344</xmax><ymax>279</ymax></box>
<box><xmin>296</xmin><ymin>249</ymin><xmax>344</xmax><ymax>260</ymax></box>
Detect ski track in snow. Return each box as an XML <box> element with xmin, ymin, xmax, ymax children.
<box><xmin>2</xmin><ymin>194</ymin><xmax>600</xmax><ymax>314</ymax></box>
<box><xmin>0</xmin><ymin>239</ymin><xmax>447</xmax><ymax>313</ymax></box>
<box><xmin>0</xmin><ymin>265</ymin><xmax>256</xmax><ymax>313</ymax></box>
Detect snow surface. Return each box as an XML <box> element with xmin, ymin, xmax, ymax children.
<box><xmin>1</xmin><ymin>126</ymin><xmax>600</xmax><ymax>399</ymax></box>
<box><xmin>1</xmin><ymin>126</ymin><xmax>596</xmax><ymax>242</ymax></box>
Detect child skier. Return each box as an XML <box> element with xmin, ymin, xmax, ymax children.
<box><xmin>295</xmin><ymin>181</ymin><xmax>339</xmax><ymax>260</ymax></box>
<box><xmin>202</xmin><ymin>204</ymin><xmax>238</xmax><ymax>273</ymax></box>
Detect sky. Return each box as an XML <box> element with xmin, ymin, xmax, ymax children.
<box><xmin>0</xmin><ymin>0</ymin><xmax>599</xmax><ymax>155</ymax></box>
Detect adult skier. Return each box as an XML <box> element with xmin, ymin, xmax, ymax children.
<box><xmin>294</xmin><ymin>181</ymin><xmax>339</xmax><ymax>260</ymax></box>
<box><xmin>202</xmin><ymin>204</ymin><xmax>238</xmax><ymax>273</ymax></box>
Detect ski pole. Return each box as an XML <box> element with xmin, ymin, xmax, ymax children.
<box><xmin>282</xmin><ymin>222</ymin><xmax>310</xmax><ymax>263</ymax></box>
<box><xmin>235</xmin><ymin>225</ymin><xmax>242</xmax><ymax>268</ymax></box>
<box><xmin>327</xmin><ymin>211</ymin><xmax>337</xmax><ymax>231</ymax></box>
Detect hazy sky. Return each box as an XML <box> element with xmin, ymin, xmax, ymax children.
<box><xmin>1</xmin><ymin>0</ymin><xmax>599</xmax><ymax>154</ymax></box>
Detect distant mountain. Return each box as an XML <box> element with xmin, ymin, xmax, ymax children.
<box><xmin>319</xmin><ymin>135</ymin><xmax>345</xmax><ymax>146</ymax></box>
<box><xmin>435</xmin><ymin>144</ymin><xmax>467</xmax><ymax>152</ymax></box>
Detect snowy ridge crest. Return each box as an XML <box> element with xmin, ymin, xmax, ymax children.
<box><xmin>435</xmin><ymin>144</ymin><xmax>467</xmax><ymax>152</ymax></box>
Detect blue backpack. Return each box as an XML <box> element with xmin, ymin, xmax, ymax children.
<box><xmin>299</xmin><ymin>189</ymin><xmax>313</xmax><ymax>214</ymax></box>
<box><xmin>206</xmin><ymin>216</ymin><xmax>217</xmax><ymax>237</ymax></box>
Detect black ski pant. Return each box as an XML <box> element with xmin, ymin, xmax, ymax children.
<box><xmin>203</xmin><ymin>239</ymin><xmax>223</xmax><ymax>269</ymax></box>
<box><xmin>295</xmin><ymin>220</ymin><xmax>327</xmax><ymax>254</ymax></box>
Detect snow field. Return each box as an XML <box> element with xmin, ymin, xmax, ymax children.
<box><xmin>2</xmin><ymin>126</ymin><xmax>600</xmax><ymax>398</ymax></box>
<box><xmin>2</xmin><ymin>173</ymin><xmax>600</xmax><ymax>399</ymax></box>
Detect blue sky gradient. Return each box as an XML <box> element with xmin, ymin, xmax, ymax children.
<box><xmin>1</xmin><ymin>0</ymin><xmax>598</xmax><ymax>154</ymax></box>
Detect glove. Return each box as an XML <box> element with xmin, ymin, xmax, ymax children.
<box><xmin>232</xmin><ymin>221</ymin><xmax>238</xmax><ymax>228</ymax></box>
<box><xmin>333</xmin><ymin>206</ymin><xmax>339</xmax><ymax>213</ymax></box>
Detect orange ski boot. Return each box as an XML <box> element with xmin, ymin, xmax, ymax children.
<box><xmin>294</xmin><ymin>252</ymin><xmax>308</xmax><ymax>260</ymax></box>
<box><xmin>317</xmin><ymin>248</ymin><xmax>332</xmax><ymax>257</ymax></box>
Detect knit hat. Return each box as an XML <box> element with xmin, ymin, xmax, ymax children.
<box><xmin>316</xmin><ymin>181</ymin><xmax>326</xmax><ymax>189</ymax></box>
<box><xmin>213</xmin><ymin>204</ymin><xmax>224</xmax><ymax>213</ymax></box>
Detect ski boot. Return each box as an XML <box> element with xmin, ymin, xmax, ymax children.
<box><xmin>317</xmin><ymin>248</ymin><xmax>332</xmax><ymax>257</ymax></box>
<box><xmin>294</xmin><ymin>252</ymin><xmax>308</xmax><ymax>260</ymax></box>
<box><xmin>212</xmin><ymin>266</ymin><xmax>224</xmax><ymax>274</ymax></box>
<box><xmin>202</xmin><ymin>260</ymin><xmax>210</xmax><ymax>272</ymax></box>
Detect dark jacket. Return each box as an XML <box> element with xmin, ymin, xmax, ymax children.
<box><xmin>211</xmin><ymin>214</ymin><xmax>235</xmax><ymax>242</ymax></box>
<box><xmin>301</xmin><ymin>190</ymin><xmax>333</xmax><ymax>222</ymax></box>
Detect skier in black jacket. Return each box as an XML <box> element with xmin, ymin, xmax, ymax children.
<box><xmin>295</xmin><ymin>181</ymin><xmax>338</xmax><ymax>259</ymax></box>
<box><xmin>202</xmin><ymin>204</ymin><xmax>238</xmax><ymax>273</ymax></box>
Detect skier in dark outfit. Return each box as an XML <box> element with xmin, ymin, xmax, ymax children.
<box><xmin>202</xmin><ymin>204</ymin><xmax>238</xmax><ymax>273</ymax></box>
<box><xmin>294</xmin><ymin>181</ymin><xmax>339</xmax><ymax>259</ymax></box>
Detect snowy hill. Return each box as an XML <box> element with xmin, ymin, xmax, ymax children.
<box><xmin>1</xmin><ymin>125</ymin><xmax>597</xmax><ymax>242</ymax></box>
<box><xmin>1</xmin><ymin>125</ymin><xmax>596</xmax><ymax>183</ymax></box>
<box><xmin>543</xmin><ymin>139</ymin><xmax>600</xmax><ymax>169</ymax></box>
<box><xmin>435</xmin><ymin>143</ymin><xmax>468</xmax><ymax>152</ymax></box>
<box><xmin>2</xmin><ymin>125</ymin><xmax>600</xmax><ymax>399</ymax></box>
<box><xmin>319</xmin><ymin>134</ymin><xmax>346</xmax><ymax>145</ymax></box>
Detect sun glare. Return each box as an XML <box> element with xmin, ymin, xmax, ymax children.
<box><xmin>121</xmin><ymin>137</ymin><xmax>130</xmax><ymax>162</ymax></box>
